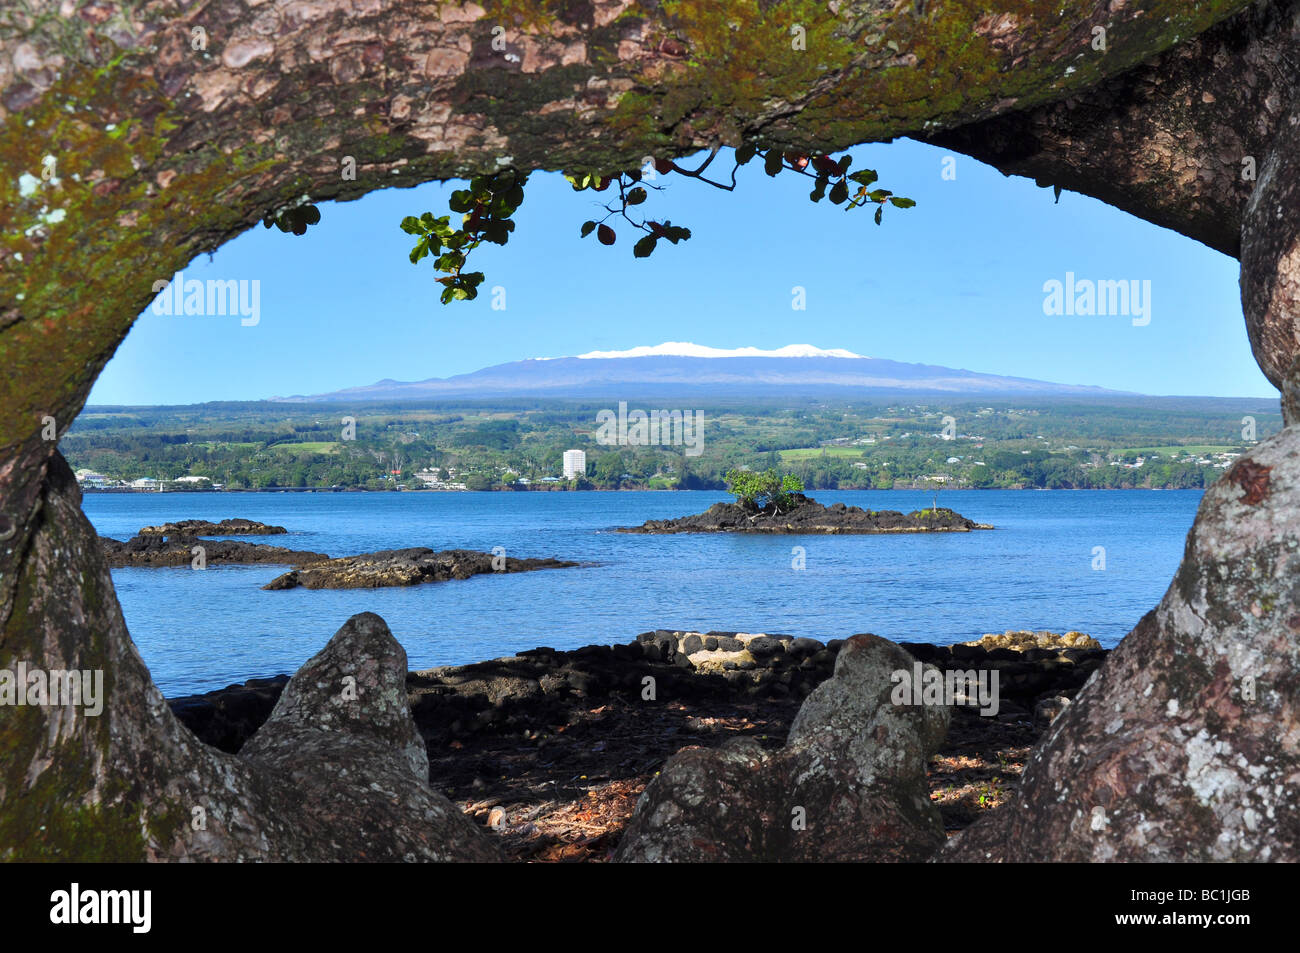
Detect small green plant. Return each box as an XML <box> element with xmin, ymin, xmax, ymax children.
<box><xmin>724</xmin><ymin>468</ymin><xmax>804</xmax><ymax>514</ymax></box>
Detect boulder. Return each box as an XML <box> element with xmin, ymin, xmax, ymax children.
<box><xmin>237</xmin><ymin>612</ymin><xmax>500</xmax><ymax>861</ymax></box>
<box><xmin>614</xmin><ymin>634</ymin><xmax>949</xmax><ymax>862</ymax></box>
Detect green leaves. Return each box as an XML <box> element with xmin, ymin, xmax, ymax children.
<box><xmin>725</xmin><ymin>467</ymin><xmax>803</xmax><ymax>513</ymax></box>
<box><xmin>403</xmin><ymin>169</ymin><xmax>527</xmax><ymax>305</ymax></box>
<box><xmin>438</xmin><ymin>271</ymin><xmax>484</xmax><ymax>305</ymax></box>
<box><xmin>448</xmin><ymin>189</ymin><xmax>474</xmax><ymax>214</ymax></box>
<box><xmin>263</xmin><ymin>203</ymin><xmax>321</xmax><ymax>236</ymax></box>
<box><xmin>743</xmin><ymin>145</ymin><xmax>912</xmax><ymax>224</ymax></box>
<box><xmin>406</xmin><ymin>145</ymin><xmax>913</xmax><ymax>303</ymax></box>
<box><xmin>569</xmin><ymin>162</ymin><xmax>692</xmax><ymax>260</ymax></box>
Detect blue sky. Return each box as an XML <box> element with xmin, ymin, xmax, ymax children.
<box><xmin>88</xmin><ymin>138</ymin><xmax>1272</xmax><ymax>405</ymax></box>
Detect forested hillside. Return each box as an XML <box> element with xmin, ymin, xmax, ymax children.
<box><xmin>65</xmin><ymin>397</ymin><xmax>1280</xmax><ymax>492</ymax></box>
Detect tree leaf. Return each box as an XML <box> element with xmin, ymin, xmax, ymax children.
<box><xmin>633</xmin><ymin>235</ymin><xmax>657</xmax><ymax>258</ymax></box>
<box><xmin>874</xmin><ymin>206</ymin><xmax>883</xmax><ymax>225</ymax></box>
<box><xmin>829</xmin><ymin>180</ymin><xmax>848</xmax><ymax>205</ymax></box>
<box><xmin>764</xmin><ymin>150</ymin><xmax>783</xmax><ymax>177</ymax></box>
<box><xmin>580</xmin><ymin>220</ymin><xmax>597</xmax><ymax>238</ymax></box>
<box><xmin>627</xmin><ymin>186</ymin><xmax>647</xmax><ymax>205</ymax></box>
<box><xmin>597</xmin><ymin>223</ymin><xmax>616</xmax><ymax>245</ymax></box>
<box><xmin>889</xmin><ymin>196</ymin><xmax>916</xmax><ymax>208</ymax></box>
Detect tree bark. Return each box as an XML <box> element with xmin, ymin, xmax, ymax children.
<box><xmin>943</xmin><ymin>425</ymin><xmax>1300</xmax><ymax>861</ymax></box>
<box><xmin>926</xmin><ymin>0</ymin><xmax>1299</xmax><ymax>258</ymax></box>
<box><xmin>2</xmin><ymin>0</ymin><xmax>1292</xmax><ymax>859</ymax></box>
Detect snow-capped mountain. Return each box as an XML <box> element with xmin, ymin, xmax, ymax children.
<box><xmin>276</xmin><ymin>343</ymin><xmax>1129</xmax><ymax>401</ymax></box>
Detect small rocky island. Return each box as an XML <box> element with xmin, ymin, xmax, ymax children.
<box><xmin>619</xmin><ymin>494</ymin><xmax>993</xmax><ymax>534</ymax></box>
<box><xmin>101</xmin><ymin>520</ymin><xmax>577</xmax><ymax>585</ymax></box>
<box><xmin>263</xmin><ymin>547</ymin><xmax>578</xmax><ymax>590</ymax></box>
<box><xmin>137</xmin><ymin>518</ymin><xmax>287</xmax><ymax>536</ymax></box>
<box><xmin>101</xmin><ymin>534</ymin><xmax>329</xmax><ymax>568</ymax></box>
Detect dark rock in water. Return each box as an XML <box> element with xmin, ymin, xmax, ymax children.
<box><xmin>137</xmin><ymin>518</ymin><xmax>287</xmax><ymax>536</ymax></box>
<box><xmin>261</xmin><ymin>547</ymin><xmax>578</xmax><ymax>590</ymax></box>
<box><xmin>613</xmin><ymin>634</ymin><xmax>950</xmax><ymax>862</ymax></box>
<box><xmin>617</xmin><ymin>494</ymin><xmax>993</xmax><ymax>534</ymax></box>
<box><xmin>101</xmin><ymin>534</ymin><xmax>329</xmax><ymax>568</ymax></box>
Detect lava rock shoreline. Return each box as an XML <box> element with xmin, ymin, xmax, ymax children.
<box><xmin>170</xmin><ymin>629</ymin><xmax>1104</xmax><ymax>766</ymax></box>
<box><xmin>167</xmin><ymin>628</ymin><xmax>1104</xmax><ymax>859</ymax></box>
<box><xmin>618</xmin><ymin>495</ymin><xmax>994</xmax><ymax>534</ymax></box>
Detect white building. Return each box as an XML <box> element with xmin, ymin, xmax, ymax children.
<box><xmin>563</xmin><ymin>449</ymin><xmax>586</xmax><ymax>480</ymax></box>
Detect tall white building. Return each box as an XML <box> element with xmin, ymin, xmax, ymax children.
<box><xmin>563</xmin><ymin>449</ymin><xmax>586</xmax><ymax>480</ymax></box>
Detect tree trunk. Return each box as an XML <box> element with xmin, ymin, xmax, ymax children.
<box><xmin>3</xmin><ymin>0</ymin><xmax>1293</xmax><ymax>859</ymax></box>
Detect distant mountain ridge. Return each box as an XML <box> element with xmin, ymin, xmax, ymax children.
<box><xmin>272</xmin><ymin>343</ymin><xmax>1134</xmax><ymax>402</ymax></box>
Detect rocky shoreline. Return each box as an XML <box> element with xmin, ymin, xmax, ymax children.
<box><xmin>170</xmin><ymin>628</ymin><xmax>1104</xmax><ymax>861</ymax></box>
<box><xmin>619</xmin><ymin>495</ymin><xmax>993</xmax><ymax>534</ymax></box>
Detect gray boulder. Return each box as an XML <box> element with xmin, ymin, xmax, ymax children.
<box><xmin>614</xmin><ymin>634</ymin><xmax>949</xmax><ymax>861</ymax></box>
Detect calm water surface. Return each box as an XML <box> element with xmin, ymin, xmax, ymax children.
<box><xmin>82</xmin><ymin>489</ymin><xmax>1202</xmax><ymax>695</ymax></box>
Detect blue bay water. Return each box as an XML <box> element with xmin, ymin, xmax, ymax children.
<box><xmin>82</xmin><ymin>489</ymin><xmax>1202</xmax><ymax>696</ymax></box>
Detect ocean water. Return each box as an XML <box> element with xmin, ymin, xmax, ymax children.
<box><xmin>82</xmin><ymin>489</ymin><xmax>1203</xmax><ymax>696</ymax></box>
